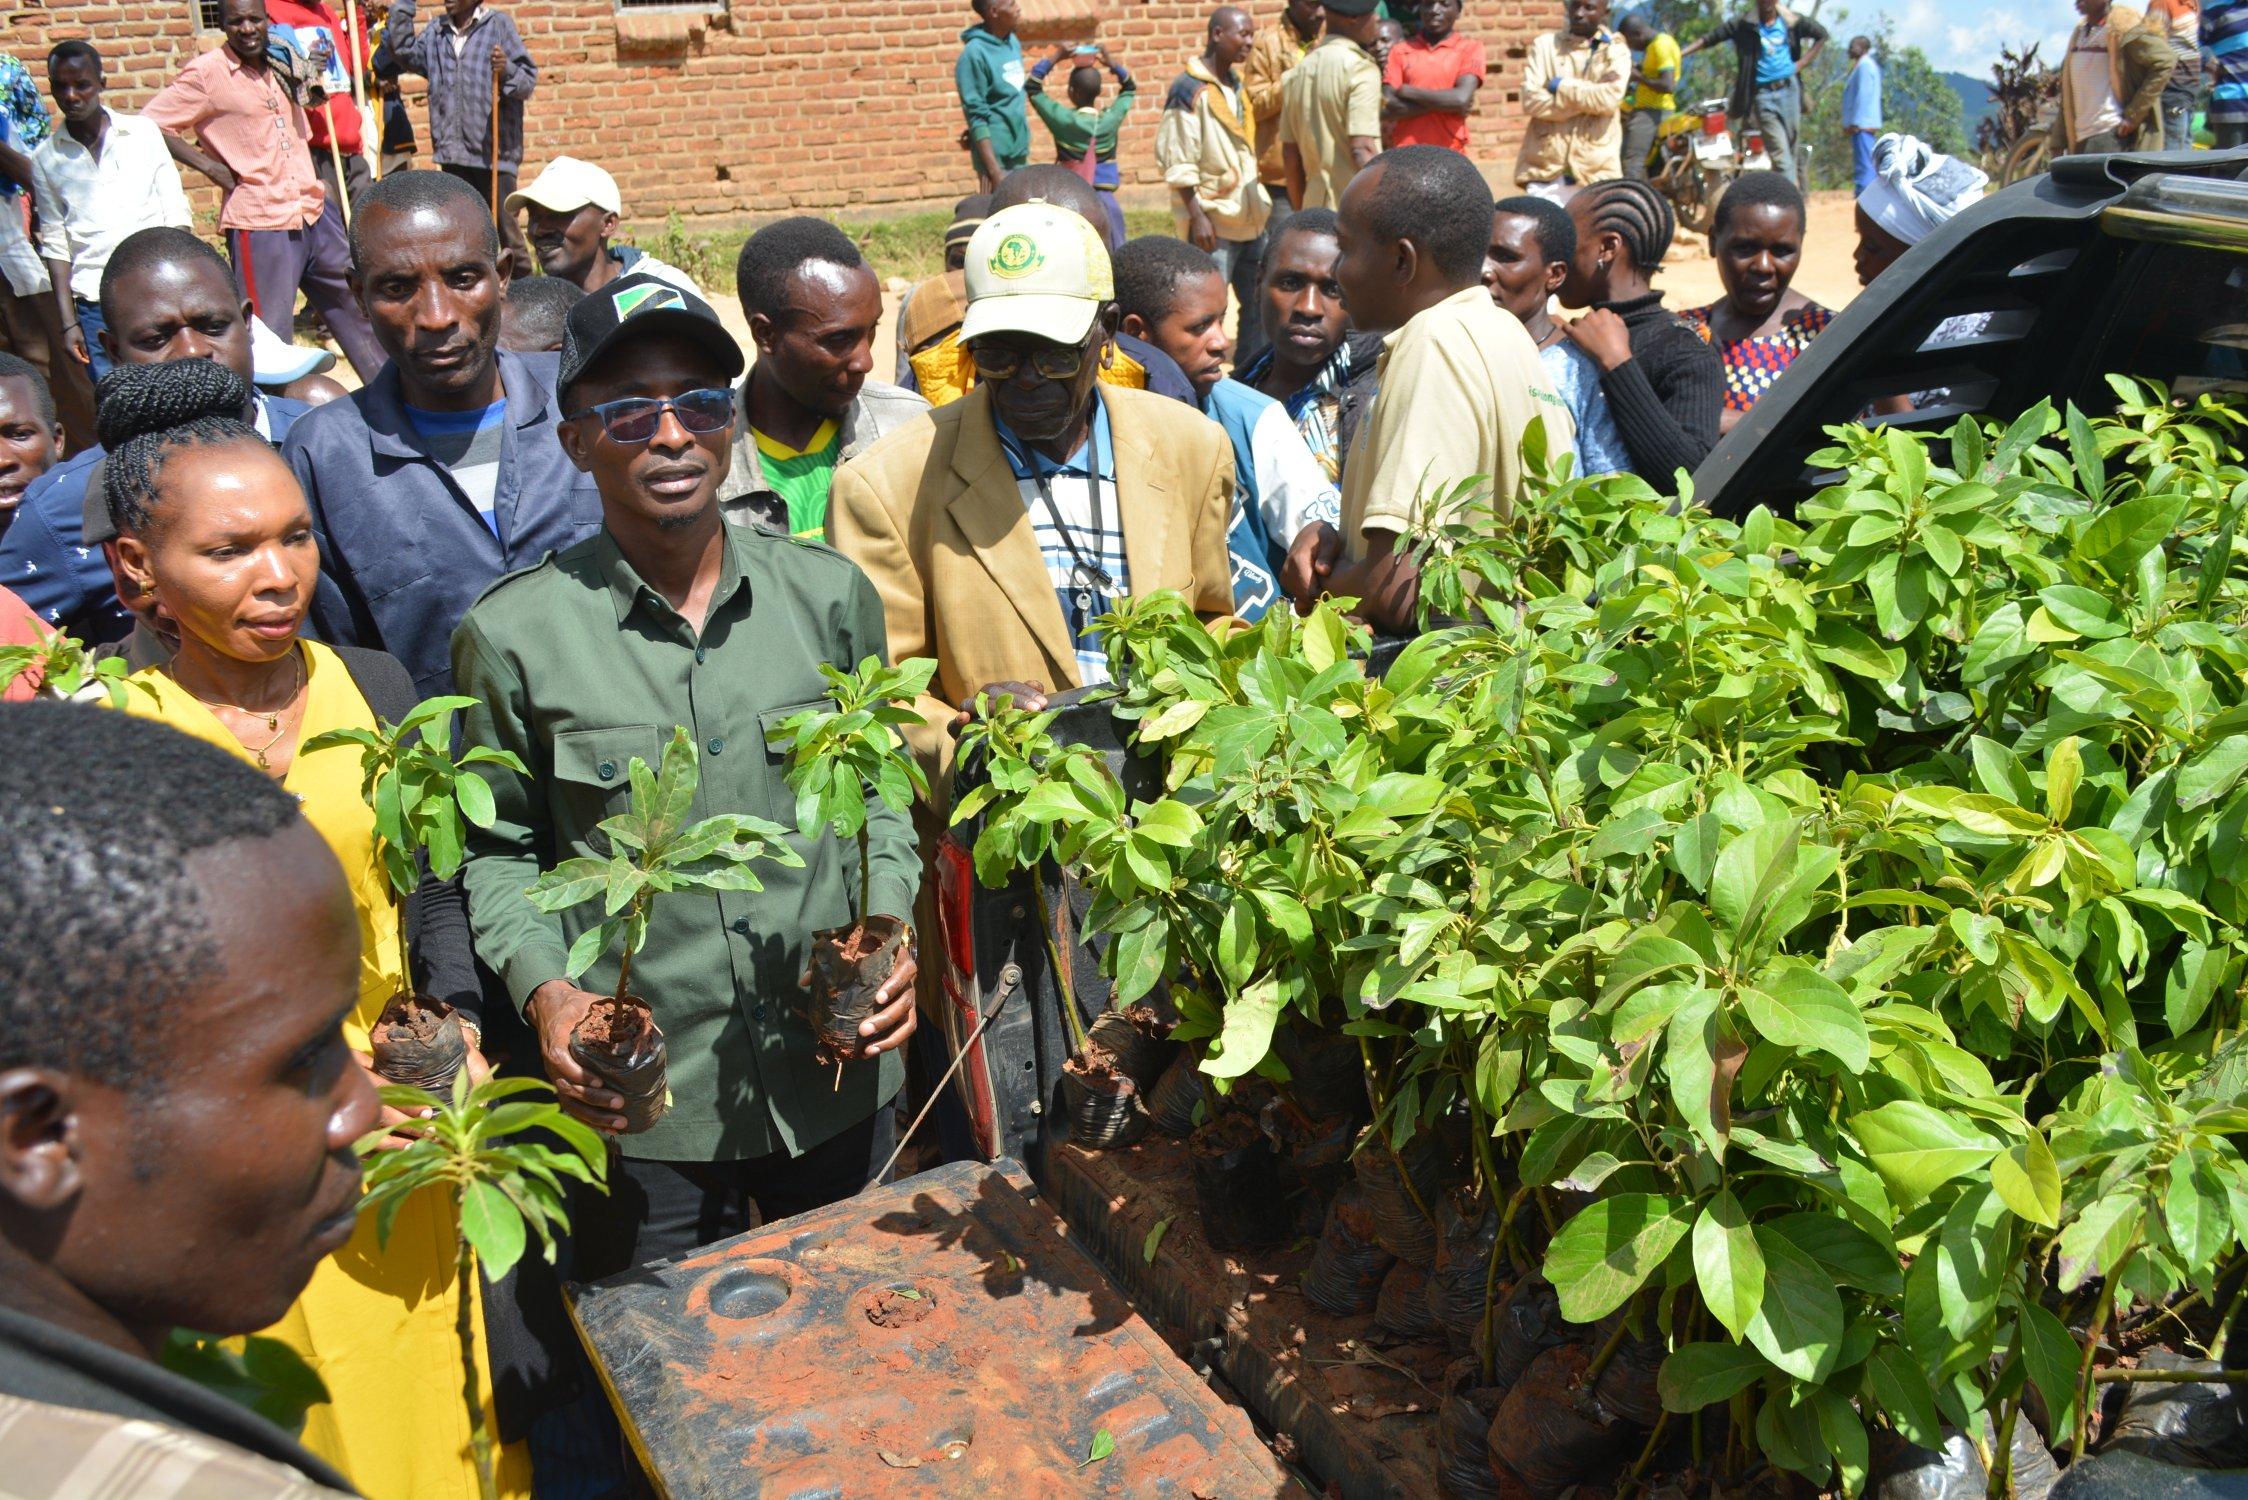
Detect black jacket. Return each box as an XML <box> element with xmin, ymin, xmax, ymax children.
<box><xmin>1709</xmin><ymin>9</ymin><xmax>1828</xmax><ymax>126</ymax></box>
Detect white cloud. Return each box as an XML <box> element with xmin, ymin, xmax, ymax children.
<box><xmin>1832</xmin><ymin>0</ymin><xmax>2076</xmax><ymax>76</ymax></box>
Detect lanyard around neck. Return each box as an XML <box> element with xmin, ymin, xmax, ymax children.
<box><xmin>1026</xmin><ymin>417</ymin><xmax>1113</xmax><ymax>605</ymax></box>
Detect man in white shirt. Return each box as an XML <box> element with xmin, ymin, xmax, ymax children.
<box><xmin>2051</xmin><ymin>0</ymin><xmax>2173</xmax><ymax>152</ymax></box>
<box><xmin>504</xmin><ymin>155</ymin><xmax>702</xmax><ymax>297</ymax></box>
<box><xmin>31</xmin><ymin>42</ymin><xmax>193</xmax><ymax>382</ymax></box>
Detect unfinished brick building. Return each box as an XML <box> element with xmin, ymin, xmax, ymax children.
<box><xmin>3</xmin><ymin>0</ymin><xmax>1551</xmax><ymax>225</ymax></box>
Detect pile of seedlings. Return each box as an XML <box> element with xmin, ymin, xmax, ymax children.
<box><xmin>950</xmin><ymin>381</ymin><xmax>2248</xmax><ymax>1496</ymax></box>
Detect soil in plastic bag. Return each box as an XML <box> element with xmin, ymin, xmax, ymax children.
<box><xmin>803</xmin><ymin>913</ymin><xmax>906</xmax><ymax>1060</ymax></box>
<box><xmin>1488</xmin><ymin>1344</ymin><xmax>1620</xmax><ymax>1494</ymax></box>
<box><xmin>1590</xmin><ymin>1314</ymin><xmax>1666</xmax><ymax>1429</ymax></box>
<box><xmin>1188</xmin><ymin>1113</ymin><xmax>1293</xmax><ymax>1250</ymax></box>
<box><xmin>569</xmin><ymin>994</ymin><xmax>669</xmax><ymax>1133</ymax></box>
<box><xmin>1301</xmin><ymin>1184</ymin><xmax>1396</xmax><ymax>1317</ymax></box>
<box><xmin>1146</xmin><ymin>1051</ymin><xmax>1209</xmax><ymax>1137</ymax></box>
<box><xmin>1060</xmin><ymin>1044</ymin><xmax>1148</xmax><ymax>1150</ymax></box>
<box><xmin>1871</xmin><ymin>1415</ymin><xmax>2060</xmax><ymax>1500</ymax></box>
<box><xmin>1426</xmin><ymin>1191</ymin><xmax>1504</xmax><ymax>1356</ymax></box>
<box><xmin>1485</xmin><ymin>1272</ymin><xmax>1572</xmax><ymax>1393</ymax></box>
<box><xmin>370</xmin><ymin>992</ymin><xmax>468</xmax><ymax>1093</ymax></box>
<box><xmin>1273</xmin><ymin>1104</ymin><xmax>1357</xmax><ymax>1235</ymax></box>
<box><xmin>1354</xmin><ymin>1128</ymin><xmax>1449</xmax><ymax>1268</ymax></box>
<box><xmin>1437</xmin><ymin>1357</ymin><xmax>1505</xmax><ymax>1500</ymax></box>
<box><xmin>1374</xmin><ymin>1259</ymin><xmax>1443</xmax><ymax>1343</ymax></box>
<box><xmin>1270</xmin><ymin>1020</ymin><xmax>1371</xmax><ymax>1123</ymax></box>
<box><xmin>2106</xmin><ymin>1347</ymin><xmax>2248</xmax><ymax>1469</ymax></box>
<box><xmin>1086</xmin><ymin>1003</ymin><xmax>1174</xmax><ymax>1090</ymax></box>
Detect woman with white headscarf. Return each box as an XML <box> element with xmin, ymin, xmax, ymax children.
<box><xmin>1853</xmin><ymin>133</ymin><xmax>1991</xmax><ymax>414</ymax></box>
<box><xmin>1852</xmin><ymin>132</ymin><xmax>1990</xmax><ymax>287</ymax></box>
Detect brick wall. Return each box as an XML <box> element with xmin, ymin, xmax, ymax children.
<box><xmin>4</xmin><ymin>0</ymin><xmax>1554</xmax><ymax>226</ymax></box>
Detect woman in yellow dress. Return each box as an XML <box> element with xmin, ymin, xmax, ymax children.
<box><xmin>99</xmin><ymin>358</ymin><xmax>531</xmax><ymax>1499</ymax></box>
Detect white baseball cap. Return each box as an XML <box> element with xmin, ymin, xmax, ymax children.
<box><xmin>249</xmin><ymin>314</ymin><xmax>336</xmax><ymax>386</ymax></box>
<box><xmin>505</xmin><ymin>155</ymin><xmax>623</xmax><ymax>218</ymax></box>
<box><xmin>958</xmin><ymin>202</ymin><xmax>1113</xmax><ymax>348</ymax></box>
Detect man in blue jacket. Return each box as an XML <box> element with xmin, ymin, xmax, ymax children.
<box><xmin>285</xmin><ymin>169</ymin><xmax>601</xmax><ymax>696</ymax></box>
<box><xmin>0</xmin><ymin>227</ymin><xmax>309</xmax><ymax>645</ymax></box>
<box><xmin>957</xmin><ymin>0</ymin><xmax>1030</xmax><ymax>191</ymax></box>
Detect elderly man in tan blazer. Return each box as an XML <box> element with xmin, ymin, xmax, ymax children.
<box><xmin>829</xmin><ymin>201</ymin><xmax>1237</xmax><ymax>792</ymax></box>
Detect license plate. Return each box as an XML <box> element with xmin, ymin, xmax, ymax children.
<box><xmin>1693</xmin><ymin>132</ymin><xmax>1734</xmax><ymax>161</ymax></box>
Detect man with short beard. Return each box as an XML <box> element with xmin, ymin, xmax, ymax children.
<box><xmin>283</xmin><ymin>169</ymin><xmax>601</xmax><ymax>697</ymax></box>
<box><xmin>720</xmin><ymin>216</ymin><xmax>927</xmax><ymax>540</ymax></box>
<box><xmin>143</xmin><ymin>0</ymin><xmax>386</xmax><ymax>379</ymax></box>
<box><xmin>451</xmin><ymin>274</ymin><xmax>920</xmax><ymax>1481</ymax></box>
<box><xmin>0</xmin><ymin>704</ymin><xmax>376</xmax><ymax>1496</ymax></box>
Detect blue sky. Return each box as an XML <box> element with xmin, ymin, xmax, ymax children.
<box><xmin>1841</xmin><ymin>0</ymin><xmax>2078</xmax><ymax>76</ymax></box>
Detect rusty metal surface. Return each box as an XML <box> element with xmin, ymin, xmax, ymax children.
<box><xmin>569</xmin><ymin>1158</ymin><xmax>1305</xmax><ymax>1499</ymax></box>
<box><xmin>1046</xmin><ymin>1138</ymin><xmax>1452</xmax><ymax>1500</ymax></box>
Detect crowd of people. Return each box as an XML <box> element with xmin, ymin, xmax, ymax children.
<box><xmin>0</xmin><ymin>1</ymin><xmax>2027</xmax><ymax>1497</ymax></box>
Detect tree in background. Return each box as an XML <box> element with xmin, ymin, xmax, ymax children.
<box><xmin>1639</xmin><ymin>2</ymin><xmax>1970</xmax><ymax>191</ymax></box>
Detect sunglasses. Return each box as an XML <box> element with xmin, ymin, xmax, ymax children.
<box><xmin>967</xmin><ymin>342</ymin><xmax>1093</xmax><ymax>383</ymax></box>
<box><xmin>566</xmin><ymin>387</ymin><xmax>735</xmax><ymax>444</ymax></box>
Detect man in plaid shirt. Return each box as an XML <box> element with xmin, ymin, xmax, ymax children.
<box><xmin>374</xmin><ymin>0</ymin><xmax>536</xmax><ymax>269</ymax></box>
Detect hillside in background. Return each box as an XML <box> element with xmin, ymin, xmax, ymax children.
<box><xmin>1946</xmin><ymin>70</ymin><xmax>1997</xmax><ymax>132</ymax></box>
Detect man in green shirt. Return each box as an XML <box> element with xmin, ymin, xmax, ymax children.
<box><xmin>1027</xmin><ymin>42</ymin><xmax>1137</xmax><ymax>246</ymax></box>
<box><xmin>453</xmin><ymin>271</ymin><xmax>922</xmax><ymax>1275</ymax></box>
<box><xmin>721</xmin><ymin>217</ymin><xmax>929</xmax><ymax>540</ymax></box>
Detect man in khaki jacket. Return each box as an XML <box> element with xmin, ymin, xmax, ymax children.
<box><xmin>1515</xmin><ymin>0</ymin><xmax>1631</xmax><ymax>198</ymax></box>
<box><xmin>1243</xmin><ymin>0</ymin><xmax>1323</xmax><ymax>219</ymax></box>
<box><xmin>828</xmin><ymin>201</ymin><xmax>1236</xmax><ymax>790</ymax></box>
<box><xmin>2050</xmin><ymin>0</ymin><xmax>2173</xmax><ymax>152</ymax></box>
<box><xmin>1158</xmin><ymin>8</ymin><xmax>1273</xmax><ymax>360</ymax></box>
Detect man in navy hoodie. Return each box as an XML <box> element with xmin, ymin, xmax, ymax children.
<box><xmin>0</xmin><ymin>228</ymin><xmax>310</xmax><ymax>646</ymax></box>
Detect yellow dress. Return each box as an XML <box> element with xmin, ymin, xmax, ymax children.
<box><xmin>126</xmin><ymin>641</ymin><xmax>532</xmax><ymax>1500</ymax></box>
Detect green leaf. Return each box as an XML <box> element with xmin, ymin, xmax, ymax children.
<box><xmin>2019</xmin><ymin>1302</ymin><xmax>2081</xmax><ymax>1445</ymax></box>
<box><xmin>1866</xmin><ymin>1342</ymin><xmax>1946</xmax><ymax>1449</ymax></box>
<box><xmin>2078</xmin><ymin>492</ymin><xmax>2187</xmax><ymax>575</ymax></box>
<box><xmin>1079</xmin><ymin>1429</ymin><xmax>1116</xmax><ymax>1468</ymax></box>
<box><xmin>2066</xmin><ymin>402</ymin><xmax>2106</xmax><ymax>497</ymax></box>
<box><xmin>1657</xmin><ymin>1342</ymin><xmax>1769</xmax><ymax>1412</ymax></box>
<box><xmin>1746</xmin><ymin>1222</ymin><xmax>1846</xmax><ymax>1382</ymax></box>
<box><xmin>1810</xmin><ymin>1385</ymin><xmax>1871</xmax><ymax>1498</ymax></box>
<box><xmin>461</xmin><ymin>1178</ymin><xmax>528</xmax><ymax>1281</ymax></box>
<box><xmin>1543</xmin><ymin>1192</ymin><xmax>1695</xmax><ymax>1322</ymax></box>
<box><xmin>1201</xmin><ymin>975</ymin><xmax>1283</xmax><ymax>1079</ymax></box>
<box><xmin>1764</xmin><ymin>1213</ymin><xmax>1902</xmax><ymax>1296</ymax></box>
<box><xmin>1143</xmin><ymin>1217</ymin><xmax>1172</xmax><ymax>1264</ymax></box>
<box><xmin>1990</xmin><ymin>1135</ymin><xmax>2062</xmax><ymax>1228</ymax></box>
<box><xmin>1692</xmin><ymin>1189</ymin><xmax>1766</xmax><ymax>1340</ymax></box>
<box><xmin>1850</xmin><ymin>1100</ymin><xmax>2001</xmax><ymax>1202</ymax></box>
<box><xmin>2035</xmin><ymin>585</ymin><xmax>2127</xmax><ymax>640</ymax></box>
<box><xmin>1739</xmin><ymin>963</ymin><xmax>1869</xmax><ymax>1073</ymax></box>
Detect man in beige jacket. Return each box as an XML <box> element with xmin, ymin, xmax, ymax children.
<box><xmin>2050</xmin><ymin>0</ymin><xmax>2173</xmax><ymax>153</ymax></box>
<box><xmin>1158</xmin><ymin>8</ymin><xmax>1273</xmax><ymax>360</ymax></box>
<box><xmin>1515</xmin><ymin>0</ymin><xmax>1631</xmax><ymax>200</ymax></box>
<box><xmin>828</xmin><ymin>201</ymin><xmax>1236</xmax><ymax>791</ymax></box>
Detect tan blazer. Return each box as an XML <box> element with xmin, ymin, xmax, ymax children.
<box><xmin>828</xmin><ymin>383</ymin><xmax>1237</xmax><ymax>791</ymax></box>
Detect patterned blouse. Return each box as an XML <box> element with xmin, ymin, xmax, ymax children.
<box><xmin>1679</xmin><ymin>301</ymin><xmax>1835</xmax><ymax>414</ymax></box>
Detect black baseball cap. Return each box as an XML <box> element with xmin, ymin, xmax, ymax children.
<box><xmin>557</xmin><ymin>272</ymin><xmax>745</xmax><ymax>403</ymax></box>
<box><xmin>1323</xmin><ymin>0</ymin><xmax>1380</xmax><ymax>14</ymax></box>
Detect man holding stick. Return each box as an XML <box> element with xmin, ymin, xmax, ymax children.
<box><xmin>373</xmin><ymin>0</ymin><xmax>536</xmax><ymax>271</ymax></box>
<box><xmin>266</xmin><ymin>0</ymin><xmax>376</xmax><ymax>217</ymax></box>
<box><xmin>143</xmin><ymin>0</ymin><xmax>387</xmax><ymax>380</ymax></box>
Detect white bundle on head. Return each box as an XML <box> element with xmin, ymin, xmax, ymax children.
<box><xmin>1857</xmin><ymin>132</ymin><xmax>1990</xmax><ymax>246</ymax></box>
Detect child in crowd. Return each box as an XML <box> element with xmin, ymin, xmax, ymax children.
<box><xmin>1028</xmin><ymin>42</ymin><xmax>1137</xmax><ymax>246</ymax></box>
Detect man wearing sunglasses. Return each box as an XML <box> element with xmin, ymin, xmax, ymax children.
<box><xmin>829</xmin><ymin>200</ymin><xmax>1237</xmax><ymax>793</ymax></box>
<box><xmin>284</xmin><ymin>169</ymin><xmax>601</xmax><ymax>697</ymax></box>
<box><xmin>450</xmin><ymin>271</ymin><xmax>922</xmax><ymax>1473</ymax></box>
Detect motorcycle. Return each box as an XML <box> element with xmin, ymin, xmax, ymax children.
<box><xmin>1650</xmin><ymin>97</ymin><xmax>1771</xmax><ymax>235</ymax></box>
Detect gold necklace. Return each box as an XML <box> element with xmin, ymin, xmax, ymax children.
<box><xmin>170</xmin><ymin>651</ymin><xmax>306</xmax><ymax>772</ymax></box>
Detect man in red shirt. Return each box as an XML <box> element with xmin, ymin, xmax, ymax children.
<box><xmin>264</xmin><ymin>0</ymin><xmax>372</xmax><ymax>216</ymax></box>
<box><xmin>1382</xmin><ymin>0</ymin><xmax>1486</xmax><ymax>152</ymax></box>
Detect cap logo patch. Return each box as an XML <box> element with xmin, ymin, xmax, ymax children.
<box><xmin>988</xmin><ymin>233</ymin><xmax>1046</xmax><ymax>280</ymax></box>
<box><xmin>612</xmin><ymin>284</ymin><xmax>685</xmax><ymax>319</ymax></box>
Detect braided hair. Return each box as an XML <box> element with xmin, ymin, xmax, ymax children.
<box><xmin>95</xmin><ymin>359</ymin><xmax>263</xmax><ymax>537</ymax></box>
<box><xmin>1577</xmin><ymin>178</ymin><xmax>1676</xmax><ymax>275</ymax></box>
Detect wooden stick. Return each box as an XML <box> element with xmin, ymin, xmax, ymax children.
<box><xmin>488</xmin><ymin>45</ymin><xmax>503</xmax><ymax>232</ymax></box>
<box><xmin>344</xmin><ymin>0</ymin><xmax>366</xmax><ymax>112</ymax></box>
<box><xmin>326</xmin><ymin>130</ymin><xmax>352</xmax><ymax>226</ymax></box>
